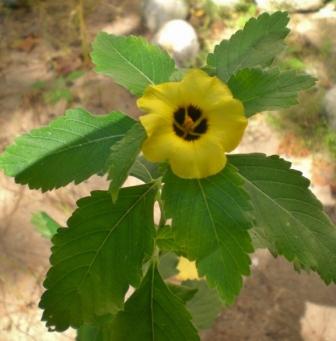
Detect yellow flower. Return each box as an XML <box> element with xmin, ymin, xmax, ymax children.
<box><xmin>137</xmin><ymin>69</ymin><xmax>247</xmax><ymax>179</ymax></box>
<box><xmin>176</xmin><ymin>257</ymin><xmax>199</xmax><ymax>281</ymax></box>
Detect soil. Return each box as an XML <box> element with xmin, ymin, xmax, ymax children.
<box><xmin>0</xmin><ymin>1</ymin><xmax>335</xmax><ymax>340</ymax></box>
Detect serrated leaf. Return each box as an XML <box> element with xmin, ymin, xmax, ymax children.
<box><xmin>129</xmin><ymin>155</ymin><xmax>162</xmax><ymax>183</ymax></box>
<box><xmin>162</xmin><ymin>165</ymin><xmax>253</xmax><ymax>303</ymax></box>
<box><xmin>228</xmin><ymin>68</ymin><xmax>316</xmax><ymax>117</ymax></box>
<box><xmin>109</xmin><ymin>264</ymin><xmax>199</xmax><ymax>340</ymax></box>
<box><xmin>92</xmin><ymin>33</ymin><xmax>176</xmax><ymax>96</ymax></box>
<box><xmin>0</xmin><ymin>108</ymin><xmax>134</xmax><ymax>191</ymax></box>
<box><xmin>229</xmin><ymin>154</ymin><xmax>336</xmax><ymax>284</ymax></box>
<box><xmin>207</xmin><ymin>11</ymin><xmax>289</xmax><ymax>82</ymax></box>
<box><xmin>39</xmin><ymin>183</ymin><xmax>157</xmax><ymax>331</ymax></box>
<box><xmin>108</xmin><ymin>123</ymin><xmax>147</xmax><ymax>201</ymax></box>
<box><xmin>184</xmin><ymin>280</ymin><xmax>223</xmax><ymax>330</ymax></box>
<box><xmin>31</xmin><ymin>211</ymin><xmax>60</xmax><ymax>239</ymax></box>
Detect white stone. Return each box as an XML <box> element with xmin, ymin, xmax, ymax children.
<box><xmin>255</xmin><ymin>0</ymin><xmax>324</xmax><ymax>12</ymax></box>
<box><xmin>323</xmin><ymin>86</ymin><xmax>336</xmax><ymax>130</ymax></box>
<box><xmin>142</xmin><ymin>0</ymin><xmax>189</xmax><ymax>32</ymax></box>
<box><xmin>154</xmin><ymin>19</ymin><xmax>200</xmax><ymax>67</ymax></box>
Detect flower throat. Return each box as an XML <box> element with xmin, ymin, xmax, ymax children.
<box><xmin>173</xmin><ymin>105</ymin><xmax>208</xmax><ymax>141</ymax></box>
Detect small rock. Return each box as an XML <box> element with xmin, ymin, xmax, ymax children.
<box><xmin>101</xmin><ymin>14</ymin><xmax>140</xmax><ymax>36</ymax></box>
<box><xmin>255</xmin><ymin>0</ymin><xmax>324</xmax><ymax>12</ymax></box>
<box><xmin>323</xmin><ymin>86</ymin><xmax>336</xmax><ymax>130</ymax></box>
<box><xmin>142</xmin><ymin>0</ymin><xmax>189</xmax><ymax>32</ymax></box>
<box><xmin>154</xmin><ymin>19</ymin><xmax>200</xmax><ymax>67</ymax></box>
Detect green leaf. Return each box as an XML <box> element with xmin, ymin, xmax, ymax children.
<box><xmin>162</xmin><ymin>165</ymin><xmax>253</xmax><ymax>303</ymax></box>
<box><xmin>229</xmin><ymin>154</ymin><xmax>336</xmax><ymax>284</ymax></box>
<box><xmin>92</xmin><ymin>33</ymin><xmax>176</xmax><ymax>96</ymax></box>
<box><xmin>228</xmin><ymin>68</ymin><xmax>316</xmax><ymax>117</ymax></box>
<box><xmin>158</xmin><ymin>252</ymin><xmax>179</xmax><ymax>279</ymax></box>
<box><xmin>31</xmin><ymin>211</ymin><xmax>60</xmax><ymax>239</ymax></box>
<box><xmin>108</xmin><ymin>123</ymin><xmax>146</xmax><ymax>201</ymax></box>
<box><xmin>39</xmin><ymin>183</ymin><xmax>157</xmax><ymax>331</ymax></box>
<box><xmin>129</xmin><ymin>155</ymin><xmax>162</xmax><ymax>183</ymax></box>
<box><xmin>109</xmin><ymin>264</ymin><xmax>199</xmax><ymax>340</ymax></box>
<box><xmin>184</xmin><ymin>280</ymin><xmax>223</xmax><ymax>330</ymax></box>
<box><xmin>76</xmin><ymin>325</ymin><xmax>100</xmax><ymax>341</ymax></box>
<box><xmin>156</xmin><ymin>226</ymin><xmax>176</xmax><ymax>252</ymax></box>
<box><xmin>207</xmin><ymin>11</ymin><xmax>289</xmax><ymax>82</ymax></box>
<box><xmin>168</xmin><ymin>283</ymin><xmax>198</xmax><ymax>303</ymax></box>
<box><xmin>76</xmin><ymin>314</ymin><xmax>115</xmax><ymax>341</ymax></box>
<box><xmin>0</xmin><ymin>108</ymin><xmax>134</xmax><ymax>191</ymax></box>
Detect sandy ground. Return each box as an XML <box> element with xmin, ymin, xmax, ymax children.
<box><xmin>0</xmin><ymin>1</ymin><xmax>336</xmax><ymax>340</ymax></box>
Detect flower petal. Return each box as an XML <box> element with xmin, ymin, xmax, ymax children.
<box><xmin>208</xmin><ymin>98</ymin><xmax>247</xmax><ymax>152</ymax></box>
<box><xmin>139</xmin><ymin>113</ymin><xmax>172</xmax><ymax>136</ymax></box>
<box><xmin>137</xmin><ymin>82</ymin><xmax>182</xmax><ymax>115</ymax></box>
<box><xmin>141</xmin><ymin>129</ymin><xmax>176</xmax><ymax>163</ymax></box>
<box><xmin>176</xmin><ymin>257</ymin><xmax>199</xmax><ymax>281</ymax></box>
<box><xmin>181</xmin><ymin>69</ymin><xmax>233</xmax><ymax>112</ymax></box>
<box><xmin>169</xmin><ymin>136</ymin><xmax>227</xmax><ymax>179</ymax></box>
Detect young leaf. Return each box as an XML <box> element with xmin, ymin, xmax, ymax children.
<box><xmin>31</xmin><ymin>211</ymin><xmax>60</xmax><ymax>239</ymax></box>
<box><xmin>40</xmin><ymin>183</ymin><xmax>157</xmax><ymax>331</ymax></box>
<box><xmin>92</xmin><ymin>33</ymin><xmax>176</xmax><ymax>96</ymax></box>
<box><xmin>108</xmin><ymin>123</ymin><xmax>147</xmax><ymax>201</ymax></box>
<box><xmin>184</xmin><ymin>280</ymin><xmax>223</xmax><ymax>330</ymax></box>
<box><xmin>207</xmin><ymin>11</ymin><xmax>289</xmax><ymax>82</ymax></box>
<box><xmin>162</xmin><ymin>165</ymin><xmax>253</xmax><ymax>303</ymax></box>
<box><xmin>0</xmin><ymin>108</ymin><xmax>134</xmax><ymax>191</ymax></box>
<box><xmin>228</xmin><ymin>68</ymin><xmax>316</xmax><ymax>117</ymax></box>
<box><xmin>109</xmin><ymin>264</ymin><xmax>199</xmax><ymax>340</ymax></box>
<box><xmin>229</xmin><ymin>154</ymin><xmax>336</xmax><ymax>284</ymax></box>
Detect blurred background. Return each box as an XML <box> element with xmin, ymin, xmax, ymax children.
<box><xmin>0</xmin><ymin>0</ymin><xmax>336</xmax><ymax>340</ymax></box>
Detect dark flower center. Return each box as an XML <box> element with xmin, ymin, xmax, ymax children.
<box><xmin>173</xmin><ymin>105</ymin><xmax>208</xmax><ymax>141</ymax></box>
